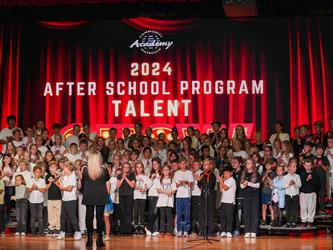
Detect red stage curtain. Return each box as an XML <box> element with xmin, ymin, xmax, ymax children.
<box><xmin>0</xmin><ymin>24</ymin><xmax>21</xmax><ymax>128</ymax></box>
<box><xmin>288</xmin><ymin>18</ymin><xmax>333</xmax><ymax>136</ymax></box>
<box><xmin>123</xmin><ymin>17</ymin><xmax>199</xmax><ymax>33</ymax></box>
<box><xmin>38</xmin><ymin>20</ymin><xmax>90</xmax><ymax>30</ymax></box>
<box><xmin>0</xmin><ymin>18</ymin><xmax>332</xmax><ymax>139</ymax></box>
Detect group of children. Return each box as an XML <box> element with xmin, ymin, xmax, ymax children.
<box><xmin>0</xmin><ymin>117</ymin><xmax>332</xmax><ymax>241</ymax></box>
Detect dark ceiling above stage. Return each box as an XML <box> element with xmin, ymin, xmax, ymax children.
<box><xmin>0</xmin><ymin>0</ymin><xmax>332</xmax><ymax>20</ymax></box>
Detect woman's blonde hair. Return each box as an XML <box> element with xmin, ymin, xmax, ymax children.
<box><xmin>87</xmin><ymin>150</ymin><xmax>102</xmax><ymax>181</ymax></box>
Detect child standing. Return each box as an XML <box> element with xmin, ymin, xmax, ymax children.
<box><xmin>117</xmin><ymin>162</ymin><xmax>135</xmax><ymax>236</ymax></box>
<box><xmin>57</xmin><ymin>161</ymin><xmax>81</xmax><ymax>240</ymax></box>
<box><xmin>146</xmin><ymin>158</ymin><xmax>161</xmax><ymax>237</ymax></box>
<box><xmin>218</xmin><ymin>166</ymin><xmax>236</xmax><ymax>238</ymax></box>
<box><xmin>133</xmin><ymin>162</ymin><xmax>149</xmax><ymax>235</ymax></box>
<box><xmin>314</xmin><ymin>144</ymin><xmax>329</xmax><ymax>215</ymax></box>
<box><xmin>231</xmin><ymin>156</ymin><xmax>243</xmax><ymax>236</ymax></box>
<box><xmin>197</xmin><ymin>158</ymin><xmax>216</xmax><ymax>237</ymax></box>
<box><xmin>191</xmin><ymin>160</ymin><xmax>202</xmax><ymax>235</ymax></box>
<box><xmin>283</xmin><ymin>158</ymin><xmax>302</xmax><ymax>228</ymax></box>
<box><xmin>260</xmin><ymin>158</ymin><xmax>276</xmax><ymax>226</ymax></box>
<box><xmin>0</xmin><ymin>174</ymin><xmax>5</xmax><ymax>236</ymax></box>
<box><xmin>45</xmin><ymin>161</ymin><xmax>62</xmax><ymax>236</ymax></box>
<box><xmin>104</xmin><ymin>167</ymin><xmax>120</xmax><ymax>240</ymax></box>
<box><xmin>240</xmin><ymin>159</ymin><xmax>260</xmax><ymax>238</ymax></box>
<box><xmin>174</xmin><ymin>158</ymin><xmax>193</xmax><ymax>237</ymax></box>
<box><xmin>156</xmin><ymin>165</ymin><xmax>177</xmax><ymax>237</ymax></box>
<box><xmin>13</xmin><ymin>175</ymin><xmax>28</xmax><ymax>236</ymax></box>
<box><xmin>325</xmin><ymin>136</ymin><xmax>333</xmax><ymax>200</ymax></box>
<box><xmin>299</xmin><ymin>159</ymin><xmax>320</xmax><ymax>227</ymax></box>
<box><xmin>271</xmin><ymin>165</ymin><xmax>285</xmax><ymax>226</ymax></box>
<box><xmin>27</xmin><ymin>164</ymin><xmax>46</xmax><ymax>235</ymax></box>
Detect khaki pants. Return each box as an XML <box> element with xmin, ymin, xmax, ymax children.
<box><xmin>47</xmin><ymin>200</ymin><xmax>61</xmax><ymax>231</ymax></box>
<box><xmin>300</xmin><ymin>192</ymin><xmax>316</xmax><ymax>223</ymax></box>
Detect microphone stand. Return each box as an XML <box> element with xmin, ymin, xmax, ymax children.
<box><xmin>187</xmin><ymin>177</ymin><xmax>219</xmax><ymax>244</ymax></box>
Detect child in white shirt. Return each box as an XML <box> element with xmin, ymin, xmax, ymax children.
<box><xmin>133</xmin><ymin>162</ymin><xmax>149</xmax><ymax>235</ymax></box>
<box><xmin>57</xmin><ymin>161</ymin><xmax>81</xmax><ymax>240</ymax></box>
<box><xmin>27</xmin><ymin>164</ymin><xmax>46</xmax><ymax>235</ymax></box>
<box><xmin>174</xmin><ymin>158</ymin><xmax>193</xmax><ymax>237</ymax></box>
<box><xmin>218</xmin><ymin>166</ymin><xmax>236</xmax><ymax>238</ymax></box>
<box><xmin>156</xmin><ymin>165</ymin><xmax>177</xmax><ymax>236</ymax></box>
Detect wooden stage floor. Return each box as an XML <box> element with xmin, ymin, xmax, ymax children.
<box><xmin>0</xmin><ymin>234</ymin><xmax>331</xmax><ymax>250</ymax></box>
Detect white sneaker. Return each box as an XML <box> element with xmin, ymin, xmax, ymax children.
<box><xmin>226</xmin><ymin>232</ymin><xmax>232</xmax><ymax>238</ymax></box>
<box><xmin>74</xmin><ymin>231</ymin><xmax>82</xmax><ymax>240</ymax></box>
<box><xmin>250</xmin><ymin>233</ymin><xmax>256</xmax><ymax>238</ymax></box>
<box><xmin>57</xmin><ymin>231</ymin><xmax>65</xmax><ymax>240</ymax></box>
<box><xmin>244</xmin><ymin>233</ymin><xmax>251</xmax><ymax>238</ymax></box>
<box><xmin>15</xmin><ymin>232</ymin><xmax>20</xmax><ymax>236</ymax></box>
<box><xmin>152</xmin><ymin>232</ymin><xmax>159</xmax><ymax>237</ymax></box>
<box><xmin>104</xmin><ymin>235</ymin><xmax>111</xmax><ymax>241</ymax></box>
<box><xmin>177</xmin><ymin>231</ymin><xmax>183</xmax><ymax>237</ymax></box>
<box><xmin>220</xmin><ymin>232</ymin><xmax>227</xmax><ymax>237</ymax></box>
<box><xmin>183</xmin><ymin>232</ymin><xmax>189</xmax><ymax>237</ymax></box>
<box><xmin>21</xmin><ymin>232</ymin><xmax>26</xmax><ymax>236</ymax></box>
<box><xmin>145</xmin><ymin>227</ymin><xmax>152</xmax><ymax>236</ymax></box>
<box><xmin>173</xmin><ymin>229</ymin><xmax>178</xmax><ymax>236</ymax></box>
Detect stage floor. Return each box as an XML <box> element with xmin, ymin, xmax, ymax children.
<box><xmin>0</xmin><ymin>234</ymin><xmax>331</xmax><ymax>250</ymax></box>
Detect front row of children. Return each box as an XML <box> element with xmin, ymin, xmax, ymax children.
<box><xmin>0</xmin><ymin>156</ymin><xmax>320</xmax><ymax>239</ymax></box>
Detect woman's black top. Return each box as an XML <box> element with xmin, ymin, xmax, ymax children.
<box><xmin>81</xmin><ymin>167</ymin><xmax>110</xmax><ymax>206</ymax></box>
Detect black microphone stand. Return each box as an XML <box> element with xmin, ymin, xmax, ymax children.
<box><xmin>187</xmin><ymin>180</ymin><xmax>219</xmax><ymax>244</ymax></box>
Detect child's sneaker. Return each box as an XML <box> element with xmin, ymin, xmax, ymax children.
<box><xmin>57</xmin><ymin>231</ymin><xmax>65</xmax><ymax>240</ymax></box>
<box><xmin>220</xmin><ymin>232</ymin><xmax>227</xmax><ymax>238</ymax></box>
<box><xmin>244</xmin><ymin>233</ymin><xmax>251</xmax><ymax>238</ymax></box>
<box><xmin>152</xmin><ymin>232</ymin><xmax>159</xmax><ymax>237</ymax></box>
<box><xmin>177</xmin><ymin>231</ymin><xmax>183</xmax><ymax>237</ymax></box>
<box><xmin>21</xmin><ymin>232</ymin><xmax>26</xmax><ymax>236</ymax></box>
<box><xmin>183</xmin><ymin>232</ymin><xmax>189</xmax><ymax>237</ymax></box>
<box><xmin>74</xmin><ymin>231</ymin><xmax>82</xmax><ymax>240</ymax></box>
<box><xmin>145</xmin><ymin>227</ymin><xmax>152</xmax><ymax>236</ymax></box>
<box><xmin>250</xmin><ymin>233</ymin><xmax>256</xmax><ymax>238</ymax></box>
<box><xmin>232</xmin><ymin>230</ymin><xmax>240</xmax><ymax>236</ymax></box>
<box><xmin>226</xmin><ymin>232</ymin><xmax>232</xmax><ymax>238</ymax></box>
<box><xmin>104</xmin><ymin>235</ymin><xmax>111</xmax><ymax>241</ymax></box>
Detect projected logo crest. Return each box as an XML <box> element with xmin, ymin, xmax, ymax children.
<box><xmin>130</xmin><ymin>30</ymin><xmax>173</xmax><ymax>54</ymax></box>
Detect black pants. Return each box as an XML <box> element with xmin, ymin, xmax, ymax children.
<box><xmin>119</xmin><ymin>195</ymin><xmax>133</xmax><ymax>234</ymax></box>
<box><xmin>16</xmin><ymin>199</ymin><xmax>28</xmax><ymax>233</ymax></box>
<box><xmin>285</xmin><ymin>195</ymin><xmax>299</xmax><ymax>224</ymax></box>
<box><xmin>0</xmin><ymin>204</ymin><xmax>5</xmax><ymax>233</ymax></box>
<box><xmin>159</xmin><ymin>207</ymin><xmax>173</xmax><ymax>234</ymax></box>
<box><xmin>43</xmin><ymin>206</ymin><xmax>48</xmax><ymax>230</ymax></box>
<box><xmin>200</xmin><ymin>191</ymin><xmax>215</xmax><ymax>235</ymax></box>
<box><xmin>243</xmin><ymin>195</ymin><xmax>259</xmax><ymax>234</ymax></box>
<box><xmin>315</xmin><ymin>168</ymin><xmax>326</xmax><ymax>212</ymax></box>
<box><xmin>86</xmin><ymin>205</ymin><xmax>105</xmax><ymax>235</ymax></box>
<box><xmin>60</xmin><ymin>200</ymin><xmax>80</xmax><ymax>232</ymax></box>
<box><xmin>5</xmin><ymin>186</ymin><xmax>14</xmax><ymax>218</ymax></box>
<box><xmin>191</xmin><ymin>196</ymin><xmax>201</xmax><ymax>233</ymax></box>
<box><xmin>133</xmin><ymin>199</ymin><xmax>146</xmax><ymax>226</ymax></box>
<box><xmin>233</xmin><ymin>198</ymin><xmax>243</xmax><ymax>232</ymax></box>
<box><xmin>220</xmin><ymin>203</ymin><xmax>234</xmax><ymax>233</ymax></box>
<box><xmin>111</xmin><ymin>204</ymin><xmax>120</xmax><ymax>234</ymax></box>
<box><xmin>148</xmin><ymin>196</ymin><xmax>159</xmax><ymax>232</ymax></box>
<box><xmin>29</xmin><ymin>202</ymin><xmax>44</xmax><ymax>234</ymax></box>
